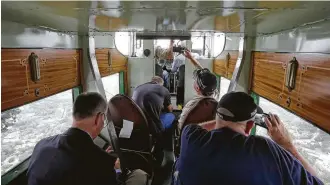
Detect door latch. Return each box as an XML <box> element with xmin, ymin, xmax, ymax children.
<box><xmin>285</xmin><ymin>57</ymin><xmax>299</xmax><ymax>91</ymax></box>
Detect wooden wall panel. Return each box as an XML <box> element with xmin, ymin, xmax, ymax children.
<box><xmin>96</xmin><ymin>48</ymin><xmax>128</xmax><ymax>78</ymax></box>
<box><xmin>214</xmin><ymin>13</ymin><xmax>240</xmax><ymax>32</ymax></box>
<box><xmin>1</xmin><ymin>49</ymin><xmax>81</xmax><ymax>111</ymax></box>
<box><xmin>95</xmin><ymin>16</ymin><xmax>128</xmax><ymax>31</ymax></box>
<box><xmin>252</xmin><ymin>52</ymin><xmax>330</xmax><ymax>133</ymax></box>
<box><xmin>213</xmin><ymin>50</ymin><xmax>238</xmax><ymax>79</ymax></box>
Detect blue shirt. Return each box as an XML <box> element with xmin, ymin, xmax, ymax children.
<box><xmin>171</xmin><ymin>55</ymin><xmax>185</xmax><ymax>72</ymax></box>
<box><xmin>173</xmin><ymin>125</ymin><xmax>323</xmax><ymax>185</ymax></box>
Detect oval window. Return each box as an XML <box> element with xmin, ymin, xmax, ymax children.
<box><xmin>213</xmin><ymin>33</ymin><xmax>226</xmax><ymax>58</ymax></box>
<box><xmin>114</xmin><ymin>32</ymin><xmax>131</xmax><ymax>56</ymax></box>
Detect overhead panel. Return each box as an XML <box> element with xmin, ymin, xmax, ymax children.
<box><xmin>95</xmin><ymin>15</ymin><xmax>128</xmax><ymax>31</ymax></box>
<box><xmin>2</xmin><ymin>1</ymin><xmax>330</xmax><ymax>36</ymax></box>
<box><xmin>251</xmin><ymin>52</ymin><xmax>330</xmax><ymax>133</ymax></box>
<box><xmin>214</xmin><ymin>12</ymin><xmax>241</xmax><ymax>33</ymax></box>
<box><xmin>1</xmin><ymin>49</ymin><xmax>81</xmax><ymax>111</ymax></box>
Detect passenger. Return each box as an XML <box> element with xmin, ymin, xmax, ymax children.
<box><xmin>172</xmin><ymin>92</ymin><xmax>323</xmax><ymax>185</ymax></box>
<box><xmin>163</xmin><ymin>40</ymin><xmax>185</xmax><ymax>107</ymax></box>
<box><xmin>27</xmin><ymin>92</ymin><xmax>149</xmax><ymax>185</ymax></box>
<box><xmin>132</xmin><ymin>76</ymin><xmax>175</xmax><ymax>137</ymax></box>
<box><xmin>177</xmin><ymin>50</ymin><xmax>217</xmax><ymax>131</ymax></box>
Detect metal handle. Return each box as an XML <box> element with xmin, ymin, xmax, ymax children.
<box><xmin>285</xmin><ymin>57</ymin><xmax>299</xmax><ymax>91</ymax></box>
<box><xmin>29</xmin><ymin>52</ymin><xmax>41</xmax><ymax>83</ymax></box>
<box><xmin>108</xmin><ymin>50</ymin><xmax>112</xmax><ymax>67</ymax></box>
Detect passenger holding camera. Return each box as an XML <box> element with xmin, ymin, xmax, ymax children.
<box><xmin>162</xmin><ymin>40</ymin><xmax>186</xmax><ymax>109</ymax></box>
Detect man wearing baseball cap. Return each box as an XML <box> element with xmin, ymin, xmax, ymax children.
<box><xmin>172</xmin><ymin>92</ymin><xmax>322</xmax><ymax>185</ymax></box>
<box><xmin>177</xmin><ymin>50</ymin><xmax>217</xmax><ymax>131</ymax></box>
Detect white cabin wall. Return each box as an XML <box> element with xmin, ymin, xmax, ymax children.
<box><xmin>94</xmin><ymin>35</ymin><xmax>115</xmax><ymax>48</ymax></box>
<box><xmin>127</xmin><ymin>12</ymin><xmax>156</xmax><ymax>96</ymax></box>
<box><xmin>253</xmin><ymin>21</ymin><xmax>330</xmax><ymax>53</ymax></box>
<box><xmin>224</xmin><ymin>35</ymin><xmax>241</xmax><ymax>51</ymax></box>
<box><xmin>1</xmin><ymin>20</ymin><xmax>80</xmax><ymax>48</ymax></box>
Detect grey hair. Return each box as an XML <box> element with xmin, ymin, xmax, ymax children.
<box><xmin>73</xmin><ymin>92</ymin><xmax>107</xmax><ymax>120</ymax></box>
<box><xmin>151</xmin><ymin>76</ymin><xmax>164</xmax><ymax>85</ymax></box>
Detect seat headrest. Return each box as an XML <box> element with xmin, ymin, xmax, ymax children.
<box><xmin>184</xmin><ymin>97</ymin><xmax>218</xmax><ymax>125</ymax></box>
<box><xmin>107</xmin><ymin>94</ymin><xmax>149</xmax><ymax>130</ymax></box>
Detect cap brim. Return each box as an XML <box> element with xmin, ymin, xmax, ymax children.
<box><xmin>256</xmin><ymin>106</ymin><xmax>264</xmax><ymax>114</ymax></box>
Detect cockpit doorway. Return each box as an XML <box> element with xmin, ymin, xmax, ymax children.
<box><xmin>154</xmin><ymin>39</ymin><xmax>186</xmax><ymax>109</ymax></box>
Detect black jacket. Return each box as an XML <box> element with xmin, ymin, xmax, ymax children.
<box><xmin>27</xmin><ymin>128</ymin><xmax>117</xmax><ymax>185</ymax></box>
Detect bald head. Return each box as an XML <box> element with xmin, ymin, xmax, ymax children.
<box><xmin>151</xmin><ymin>76</ymin><xmax>164</xmax><ymax>86</ymax></box>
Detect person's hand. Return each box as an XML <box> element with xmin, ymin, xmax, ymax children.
<box><xmin>162</xmin><ymin>65</ymin><xmax>167</xmax><ymax>71</ymax></box>
<box><xmin>105</xmin><ymin>145</ymin><xmax>114</xmax><ymax>153</ymax></box>
<box><xmin>265</xmin><ymin>113</ymin><xmax>293</xmax><ymax>149</ymax></box>
<box><xmin>183</xmin><ymin>49</ymin><xmax>193</xmax><ymax>60</ymax></box>
<box><xmin>114</xmin><ymin>158</ymin><xmax>120</xmax><ymax>170</ymax></box>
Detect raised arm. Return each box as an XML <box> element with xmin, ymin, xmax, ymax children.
<box><xmin>167</xmin><ymin>39</ymin><xmax>174</xmax><ymax>60</ymax></box>
<box><xmin>183</xmin><ymin>50</ymin><xmax>203</xmax><ymax>69</ymax></box>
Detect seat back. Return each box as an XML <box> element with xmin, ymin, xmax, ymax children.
<box><xmin>182</xmin><ymin>97</ymin><xmax>218</xmax><ymax>129</ymax></box>
<box><xmin>174</xmin><ymin>98</ymin><xmax>217</xmax><ymax>157</ymax></box>
<box><xmin>108</xmin><ymin>94</ymin><xmax>152</xmax><ymax>152</ymax></box>
<box><xmin>107</xmin><ymin>94</ymin><xmax>154</xmax><ymax>174</ymax></box>
<box><xmin>178</xmin><ymin>64</ymin><xmax>185</xmax><ymax>87</ymax></box>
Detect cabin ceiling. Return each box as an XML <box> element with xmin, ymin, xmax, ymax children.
<box><xmin>1</xmin><ymin>1</ymin><xmax>330</xmax><ymax>36</ymax></box>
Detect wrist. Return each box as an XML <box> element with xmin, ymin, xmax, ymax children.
<box><xmin>280</xmin><ymin>142</ymin><xmax>296</xmax><ymax>153</ymax></box>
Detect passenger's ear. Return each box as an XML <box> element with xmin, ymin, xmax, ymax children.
<box><xmin>245</xmin><ymin>121</ymin><xmax>255</xmax><ymax>135</ymax></box>
<box><xmin>95</xmin><ymin>113</ymin><xmax>104</xmax><ymax>127</ymax></box>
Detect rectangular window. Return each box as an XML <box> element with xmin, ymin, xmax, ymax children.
<box><xmin>218</xmin><ymin>77</ymin><xmax>230</xmax><ymax>100</ymax></box>
<box><xmin>256</xmin><ymin>97</ymin><xmax>330</xmax><ymax>184</ymax></box>
<box><xmin>1</xmin><ymin>89</ymin><xmax>73</xmax><ymax>175</ymax></box>
<box><xmin>102</xmin><ymin>73</ymin><xmax>120</xmax><ymax>102</ymax></box>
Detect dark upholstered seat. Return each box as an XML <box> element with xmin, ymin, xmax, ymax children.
<box><xmin>107</xmin><ymin>94</ymin><xmax>154</xmax><ymax>175</ymax></box>
<box><xmin>181</xmin><ymin>97</ymin><xmax>218</xmax><ymax>129</ymax></box>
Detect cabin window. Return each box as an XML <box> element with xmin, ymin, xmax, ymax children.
<box><xmin>218</xmin><ymin>77</ymin><xmax>230</xmax><ymax>100</ymax></box>
<box><xmin>154</xmin><ymin>39</ymin><xmax>181</xmax><ymax>49</ymax></box>
<box><xmin>212</xmin><ymin>33</ymin><xmax>226</xmax><ymax>57</ymax></box>
<box><xmin>102</xmin><ymin>73</ymin><xmax>120</xmax><ymax>102</ymax></box>
<box><xmin>256</xmin><ymin>97</ymin><xmax>330</xmax><ymax>183</ymax></box>
<box><xmin>1</xmin><ymin>89</ymin><xmax>73</xmax><ymax>175</ymax></box>
<box><xmin>115</xmin><ymin>32</ymin><xmax>131</xmax><ymax>56</ymax></box>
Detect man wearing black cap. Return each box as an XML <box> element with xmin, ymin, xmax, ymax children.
<box><xmin>172</xmin><ymin>92</ymin><xmax>322</xmax><ymax>185</ymax></box>
<box><xmin>177</xmin><ymin>50</ymin><xmax>217</xmax><ymax>131</ymax></box>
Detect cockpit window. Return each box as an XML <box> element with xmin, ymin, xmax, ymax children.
<box><xmin>256</xmin><ymin>97</ymin><xmax>330</xmax><ymax>184</ymax></box>
<box><xmin>102</xmin><ymin>73</ymin><xmax>120</xmax><ymax>102</ymax></box>
<box><xmin>192</xmin><ymin>32</ymin><xmax>225</xmax><ymax>58</ymax></box>
<box><xmin>191</xmin><ymin>36</ymin><xmax>206</xmax><ymax>58</ymax></box>
<box><xmin>1</xmin><ymin>90</ymin><xmax>73</xmax><ymax>175</ymax></box>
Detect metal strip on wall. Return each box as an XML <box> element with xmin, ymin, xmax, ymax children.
<box><xmin>227</xmin><ymin>37</ymin><xmax>244</xmax><ymax>92</ymax></box>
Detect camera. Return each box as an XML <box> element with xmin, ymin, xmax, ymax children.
<box><xmin>172</xmin><ymin>46</ymin><xmax>186</xmax><ymax>54</ymax></box>
<box><xmin>254</xmin><ymin>113</ymin><xmax>270</xmax><ymax>130</ymax></box>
